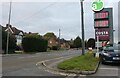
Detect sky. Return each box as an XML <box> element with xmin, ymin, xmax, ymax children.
<box><xmin>0</xmin><ymin>0</ymin><xmax>120</xmax><ymax>43</ymax></box>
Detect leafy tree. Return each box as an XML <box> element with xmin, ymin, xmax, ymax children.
<box><xmin>87</xmin><ymin>38</ymin><xmax>95</xmax><ymax>49</ymax></box>
<box><xmin>43</xmin><ymin>32</ymin><xmax>56</xmax><ymax>40</ymax></box>
<box><xmin>25</xmin><ymin>33</ymin><xmax>42</xmax><ymax>39</ymax></box>
<box><xmin>118</xmin><ymin>41</ymin><xmax>120</xmax><ymax>44</ymax></box>
<box><xmin>85</xmin><ymin>40</ymin><xmax>87</xmax><ymax>49</ymax></box>
<box><xmin>73</xmin><ymin>36</ymin><xmax>82</xmax><ymax>48</ymax></box>
<box><xmin>2</xmin><ymin>29</ymin><xmax>16</xmax><ymax>54</ymax></box>
<box><xmin>70</xmin><ymin>38</ymin><xmax>74</xmax><ymax>48</ymax></box>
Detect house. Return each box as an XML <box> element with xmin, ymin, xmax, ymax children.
<box><xmin>59</xmin><ymin>38</ymin><xmax>70</xmax><ymax>49</ymax></box>
<box><xmin>47</xmin><ymin>35</ymin><xmax>71</xmax><ymax>49</ymax></box>
<box><xmin>48</xmin><ymin>37</ymin><xmax>58</xmax><ymax>48</ymax></box>
<box><xmin>2</xmin><ymin>24</ymin><xmax>24</xmax><ymax>46</ymax></box>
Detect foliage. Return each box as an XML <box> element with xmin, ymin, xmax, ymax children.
<box><xmin>43</xmin><ymin>32</ymin><xmax>57</xmax><ymax>40</ymax></box>
<box><xmin>51</xmin><ymin>46</ymin><xmax>58</xmax><ymax>50</ymax></box>
<box><xmin>57</xmin><ymin>52</ymin><xmax>99</xmax><ymax>71</ymax></box>
<box><xmin>73</xmin><ymin>36</ymin><xmax>82</xmax><ymax>48</ymax></box>
<box><xmin>87</xmin><ymin>38</ymin><xmax>95</xmax><ymax>49</ymax></box>
<box><xmin>69</xmin><ymin>38</ymin><xmax>75</xmax><ymax>48</ymax></box>
<box><xmin>2</xmin><ymin>29</ymin><xmax>16</xmax><ymax>54</ymax></box>
<box><xmin>22</xmin><ymin>34</ymin><xmax>48</xmax><ymax>52</ymax></box>
<box><xmin>25</xmin><ymin>33</ymin><xmax>42</xmax><ymax>38</ymax></box>
<box><xmin>85</xmin><ymin>40</ymin><xmax>87</xmax><ymax>49</ymax></box>
<box><xmin>118</xmin><ymin>41</ymin><xmax>120</xmax><ymax>44</ymax></box>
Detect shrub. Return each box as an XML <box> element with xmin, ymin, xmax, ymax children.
<box><xmin>51</xmin><ymin>46</ymin><xmax>58</xmax><ymax>50</ymax></box>
<box><xmin>22</xmin><ymin>34</ymin><xmax>48</xmax><ymax>52</ymax></box>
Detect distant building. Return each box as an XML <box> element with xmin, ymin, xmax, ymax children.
<box><xmin>2</xmin><ymin>24</ymin><xmax>24</xmax><ymax>46</ymax></box>
<box><xmin>48</xmin><ymin>37</ymin><xmax>58</xmax><ymax>48</ymax></box>
<box><xmin>48</xmin><ymin>37</ymin><xmax>70</xmax><ymax>49</ymax></box>
<box><xmin>59</xmin><ymin>38</ymin><xmax>70</xmax><ymax>49</ymax></box>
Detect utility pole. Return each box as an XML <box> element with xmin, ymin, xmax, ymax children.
<box><xmin>6</xmin><ymin>0</ymin><xmax>12</xmax><ymax>54</ymax></box>
<box><xmin>58</xmin><ymin>29</ymin><xmax>61</xmax><ymax>50</ymax></box>
<box><xmin>80</xmin><ymin>0</ymin><xmax>85</xmax><ymax>55</ymax></box>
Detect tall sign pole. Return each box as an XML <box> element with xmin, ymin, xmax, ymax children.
<box><xmin>6</xmin><ymin>0</ymin><xmax>12</xmax><ymax>54</ymax></box>
<box><xmin>80</xmin><ymin>0</ymin><xmax>85</xmax><ymax>55</ymax></box>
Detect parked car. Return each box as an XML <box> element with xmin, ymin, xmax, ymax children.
<box><xmin>100</xmin><ymin>44</ymin><xmax>120</xmax><ymax>64</ymax></box>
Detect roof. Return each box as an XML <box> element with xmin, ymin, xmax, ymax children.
<box><xmin>57</xmin><ymin>38</ymin><xmax>70</xmax><ymax>44</ymax></box>
<box><xmin>2</xmin><ymin>24</ymin><xmax>24</xmax><ymax>35</ymax></box>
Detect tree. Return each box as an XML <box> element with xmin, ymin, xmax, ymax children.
<box><xmin>85</xmin><ymin>40</ymin><xmax>87</xmax><ymax>49</ymax></box>
<box><xmin>70</xmin><ymin>38</ymin><xmax>74</xmax><ymax>48</ymax></box>
<box><xmin>87</xmin><ymin>38</ymin><xmax>95</xmax><ymax>49</ymax></box>
<box><xmin>73</xmin><ymin>36</ymin><xmax>82</xmax><ymax>48</ymax></box>
<box><xmin>43</xmin><ymin>32</ymin><xmax>57</xmax><ymax>40</ymax></box>
<box><xmin>2</xmin><ymin>29</ymin><xmax>16</xmax><ymax>54</ymax></box>
<box><xmin>118</xmin><ymin>41</ymin><xmax>120</xmax><ymax>44</ymax></box>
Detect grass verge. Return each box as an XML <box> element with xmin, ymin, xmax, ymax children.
<box><xmin>57</xmin><ymin>52</ymin><xmax>99</xmax><ymax>71</ymax></box>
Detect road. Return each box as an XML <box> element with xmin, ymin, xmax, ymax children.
<box><xmin>89</xmin><ymin>63</ymin><xmax>120</xmax><ymax>78</ymax></box>
<box><xmin>2</xmin><ymin>50</ymin><xmax>120</xmax><ymax>78</ymax></box>
<box><xmin>2</xmin><ymin>50</ymin><xmax>81</xmax><ymax>77</ymax></box>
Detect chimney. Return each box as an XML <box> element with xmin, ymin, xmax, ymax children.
<box><xmin>6</xmin><ymin>24</ymin><xmax>12</xmax><ymax>28</ymax></box>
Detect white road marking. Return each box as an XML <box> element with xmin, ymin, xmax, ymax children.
<box><xmin>99</xmin><ymin>68</ymin><xmax>119</xmax><ymax>70</ymax></box>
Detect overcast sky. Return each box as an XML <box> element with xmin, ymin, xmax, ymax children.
<box><xmin>0</xmin><ymin>0</ymin><xmax>120</xmax><ymax>43</ymax></box>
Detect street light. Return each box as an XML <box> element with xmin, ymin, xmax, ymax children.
<box><xmin>6</xmin><ymin>0</ymin><xmax>12</xmax><ymax>54</ymax></box>
<box><xmin>80</xmin><ymin>0</ymin><xmax>85</xmax><ymax>55</ymax></box>
<box><xmin>58</xmin><ymin>29</ymin><xmax>61</xmax><ymax>50</ymax></box>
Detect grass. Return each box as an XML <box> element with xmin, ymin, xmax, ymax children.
<box><xmin>57</xmin><ymin>52</ymin><xmax>99</xmax><ymax>71</ymax></box>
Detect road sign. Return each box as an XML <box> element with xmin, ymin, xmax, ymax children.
<box><xmin>92</xmin><ymin>0</ymin><xmax>104</xmax><ymax>12</ymax></box>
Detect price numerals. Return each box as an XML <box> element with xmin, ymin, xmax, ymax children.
<box><xmin>95</xmin><ymin>20</ymin><xmax>108</xmax><ymax>27</ymax></box>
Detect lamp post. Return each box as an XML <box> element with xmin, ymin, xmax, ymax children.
<box><xmin>80</xmin><ymin>0</ymin><xmax>85</xmax><ymax>55</ymax></box>
<box><xmin>58</xmin><ymin>29</ymin><xmax>61</xmax><ymax>50</ymax></box>
<box><xmin>6</xmin><ymin>0</ymin><xmax>12</xmax><ymax>54</ymax></box>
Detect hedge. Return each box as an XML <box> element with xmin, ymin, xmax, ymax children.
<box><xmin>22</xmin><ymin>37</ymin><xmax>48</xmax><ymax>52</ymax></box>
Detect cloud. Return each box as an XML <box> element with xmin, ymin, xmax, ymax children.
<box><xmin>1</xmin><ymin>1</ymin><xmax>119</xmax><ymax>43</ymax></box>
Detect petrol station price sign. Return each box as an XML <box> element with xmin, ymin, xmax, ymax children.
<box><xmin>95</xmin><ymin>28</ymin><xmax>110</xmax><ymax>41</ymax></box>
<box><xmin>93</xmin><ymin>1</ymin><xmax>113</xmax><ymax>45</ymax></box>
<box><xmin>94</xmin><ymin>8</ymin><xmax>113</xmax><ymax>29</ymax></box>
<box><xmin>94</xmin><ymin>11</ymin><xmax>109</xmax><ymax>28</ymax></box>
<box><xmin>95</xmin><ymin>20</ymin><xmax>109</xmax><ymax>27</ymax></box>
<box><xmin>95</xmin><ymin>11</ymin><xmax>109</xmax><ymax>19</ymax></box>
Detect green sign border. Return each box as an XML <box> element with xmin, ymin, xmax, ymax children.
<box><xmin>92</xmin><ymin>0</ymin><xmax>104</xmax><ymax>12</ymax></box>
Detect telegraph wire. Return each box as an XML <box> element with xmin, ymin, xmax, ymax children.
<box><xmin>14</xmin><ymin>2</ymin><xmax>57</xmax><ymax>25</ymax></box>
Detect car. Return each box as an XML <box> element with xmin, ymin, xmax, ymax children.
<box><xmin>100</xmin><ymin>44</ymin><xmax>120</xmax><ymax>64</ymax></box>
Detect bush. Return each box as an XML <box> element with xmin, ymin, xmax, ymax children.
<box><xmin>22</xmin><ymin>34</ymin><xmax>48</xmax><ymax>52</ymax></box>
<box><xmin>2</xmin><ymin>29</ymin><xmax>16</xmax><ymax>54</ymax></box>
<box><xmin>51</xmin><ymin>46</ymin><xmax>58</xmax><ymax>50</ymax></box>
